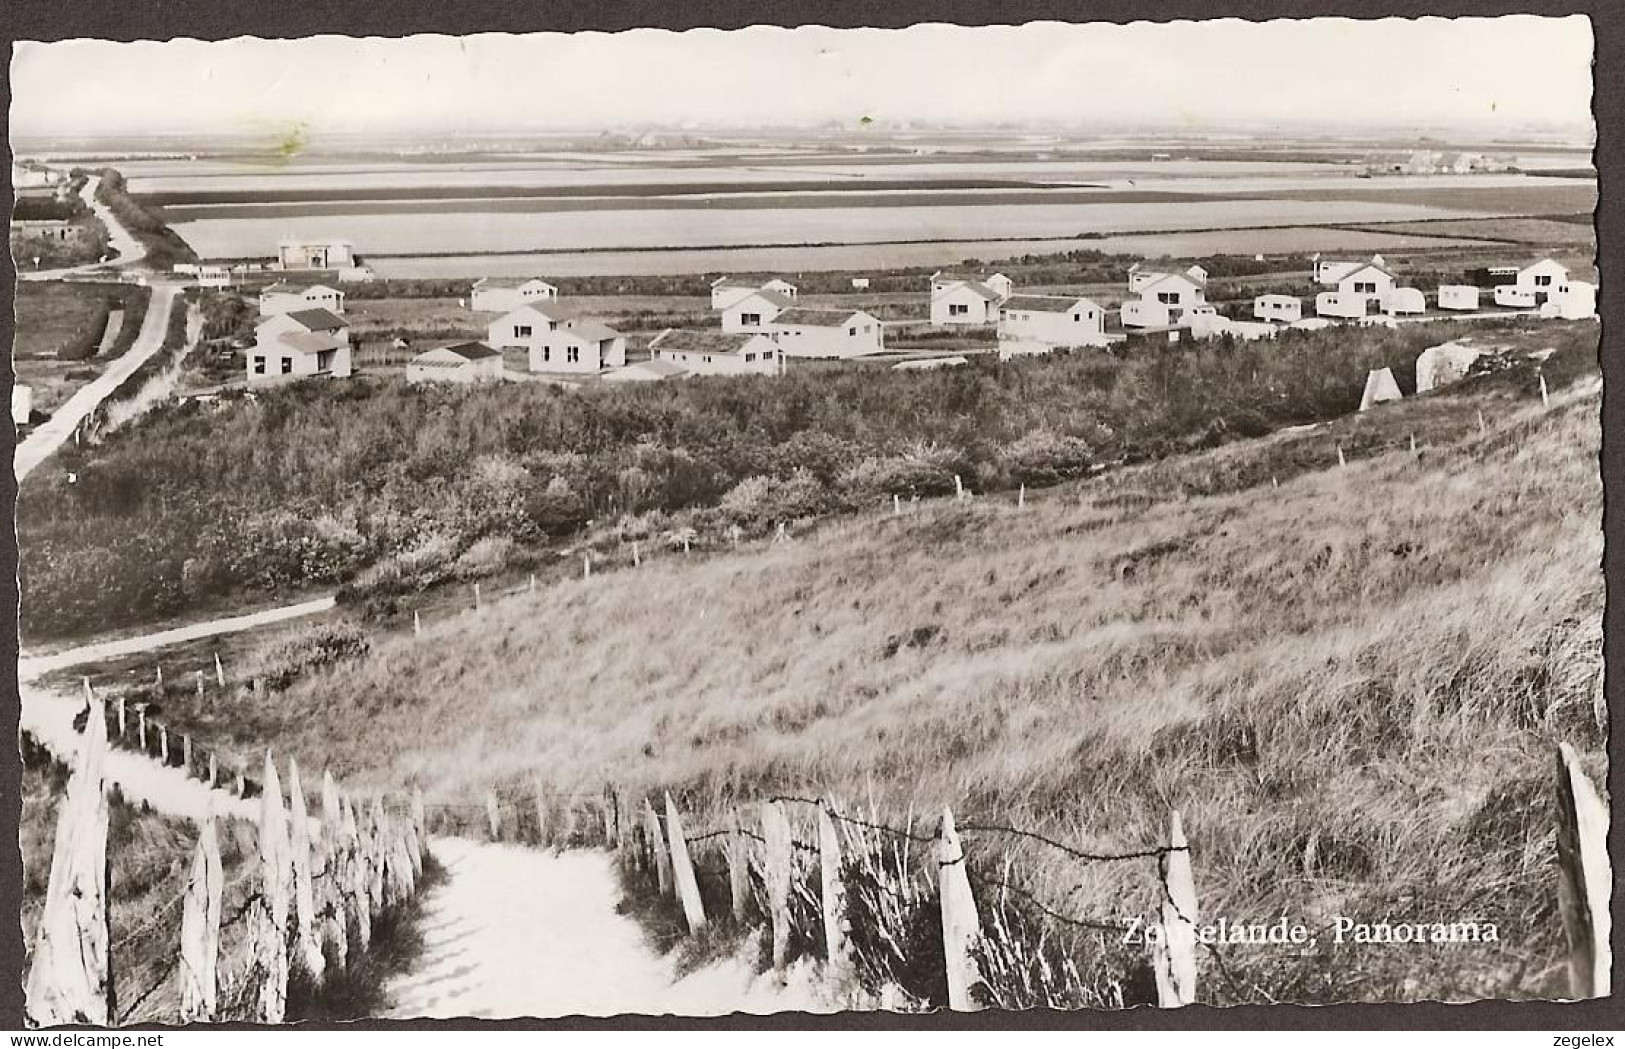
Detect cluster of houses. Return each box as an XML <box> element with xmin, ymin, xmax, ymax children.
<box><xmin>234</xmin><ymin>246</ymin><xmax>1595</xmax><ymax>389</ymax></box>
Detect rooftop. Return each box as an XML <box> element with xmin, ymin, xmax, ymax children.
<box><xmin>282</xmin><ymin>308</ymin><xmax>348</xmax><ymax>333</ymax></box>
<box><xmin>429</xmin><ymin>341</ymin><xmax>501</xmax><ymax>362</ymax></box>
<box><xmin>770</xmin><ymin>307</ymin><xmax>866</xmax><ymax>327</ymax></box>
<box><xmin>1000</xmin><ymin>294</ymin><xmax>1097</xmax><ymax>313</ymax></box>
<box><xmin>651</xmin><ymin>329</ymin><xmax>763</xmax><ymax>355</ymax></box>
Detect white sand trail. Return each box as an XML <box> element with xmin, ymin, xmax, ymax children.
<box><xmin>387</xmin><ymin>838</ymin><xmax>832</xmax><ymax>1019</ymax></box>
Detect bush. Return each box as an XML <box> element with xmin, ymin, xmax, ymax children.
<box><xmin>718</xmin><ymin>469</ymin><xmax>838</xmax><ymax>531</ymax></box>
<box><xmin>250</xmin><ymin>622</ymin><xmax>370</xmax><ymax>691</ymax></box>
<box><xmin>839</xmin><ymin>447</ymin><xmax>964</xmax><ymax>500</ymax></box>
<box><xmin>56</xmin><ymin>300</ymin><xmax>113</xmax><ymax>362</ymax></box>
<box><xmin>1000</xmin><ymin>430</ymin><xmax>1095</xmax><ymax>487</ymax></box>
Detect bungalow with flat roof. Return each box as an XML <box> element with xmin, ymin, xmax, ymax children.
<box><xmin>767</xmin><ymin>307</ymin><xmax>885</xmax><ymax>359</ymax></box>
<box><xmin>649</xmin><ymin>329</ymin><xmax>780</xmax><ymax>376</ymax></box>
<box><xmin>405</xmin><ymin>342</ymin><xmax>505</xmax><ymax>384</ymax></box>
<box><xmin>277</xmin><ymin>238</ymin><xmax>355</xmax><ymax>271</ymax></box>
<box><xmin>259</xmin><ymin>282</ymin><xmax>345</xmax><ymax>316</ymax></box>
<box><xmin>1253</xmin><ymin>294</ymin><xmax>1302</xmax><ymax>324</ymax></box>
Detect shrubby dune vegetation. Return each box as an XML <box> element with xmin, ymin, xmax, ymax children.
<box><xmin>20</xmin><ymin>317</ymin><xmax>1594</xmax><ymax>642</ymax></box>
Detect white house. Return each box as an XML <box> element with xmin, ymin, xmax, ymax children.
<box><xmin>276</xmin><ymin>239</ymin><xmax>355</xmax><ymax>271</ymax></box>
<box><xmin>1501</xmin><ymin>258</ymin><xmax>1570</xmax><ymax>305</ymax></box>
<box><xmin>929</xmin><ymin>271</ymin><xmax>1012</xmax><ymax>326</ymax></box>
<box><xmin>248</xmin><ymin>309</ymin><xmax>352</xmax><ymax>384</ymax></box>
<box><xmin>767</xmin><ymin>307</ymin><xmax>885</xmax><ymax>359</ymax></box>
<box><xmin>470</xmin><ymin>277</ymin><xmax>559</xmax><ymax>313</ymax></box>
<box><xmin>259</xmin><ymin>283</ymin><xmax>345</xmax><ymax>317</ymax></box>
<box><xmin>1437</xmin><ymin>285</ymin><xmax>1481</xmax><ymax>311</ymax></box>
<box><xmin>405</xmin><ymin>342</ymin><xmax>505</xmax><ymax>384</ymax></box>
<box><xmin>1381</xmin><ymin>287</ymin><xmax>1427</xmax><ymax>316</ymax></box>
<box><xmin>1253</xmin><ymin>294</ymin><xmax>1302</xmax><ymax>323</ymax></box>
<box><xmin>1558</xmin><ymin>280</ymin><xmax>1597</xmax><ymax>319</ymax></box>
<box><xmin>996</xmin><ymin>294</ymin><xmax>1110</xmax><ymax>346</ymax></box>
<box><xmin>12</xmin><ymin>383</ymin><xmax>33</xmax><ymax>427</ymax></box>
<box><xmin>1316</xmin><ymin>291</ymin><xmax>1370</xmax><ymax>319</ymax></box>
<box><xmin>710</xmin><ymin>276</ymin><xmax>798</xmax><ymax>311</ymax></box>
<box><xmin>526</xmin><ymin>320</ymin><xmax>626</xmax><ymax>374</ymax></box>
<box><xmin>1121</xmin><ymin>265</ymin><xmax>1208</xmax><ymax>328</ymax></box>
<box><xmin>721</xmin><ymin>288</ymin><xmax>796</xmax><ymax>333</ymax></box>
<box><xmin>1312</xmin><ymin>253</ymin><xmax>1389</xmax><ymax>286</ymax></box>
<box><xmin>196</xmin><ymin>266</ymin><xmax>232</xmax><ymax>289</ymax></box>
<box><xmin>649</xmin><ymin>329</ymin><xmax>780</xmax><ymax>376</ymax></box>
<box><xmin>487</xmin><ymin>302</ymin><xmax>573</xmax><ymax>349</ymax></box>
<box><xmin>1493</xmin><ymin>286</ymin><xmax>1539</xmax><ymax>309</ymax></box>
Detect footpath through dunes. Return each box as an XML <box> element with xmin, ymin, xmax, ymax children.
<box><xmin>250</xmin><ymin>346</ymin><xmax>1604</xmax><ymax>1005</ymax></box>
<box><xmin>386</xmin><ymin>839</ymin><xmax>829</xmax><ymax>1019</ymax></box>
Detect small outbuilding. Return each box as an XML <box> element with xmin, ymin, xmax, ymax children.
<box><xmin>405</xmin><ymin>342</ymin><xmax>505</xmax><ymax>384</ymax></box>
<box><xmin>1381</xmin><ymin>287</ymin><xmax>1427</xmax><ymax>317</ymax></box>
<box><xmin>12</xmin><ymin>384</ymin><xmax>33</xmax><ymax>427</ymax></box>
<box><xmin>1437</xmin><ymin>285</ymin><xmax>1480</xmax><ymax>311</ymax></box>
<box><xmin>1253</xmin><ymin>294</ymin><xmax>1302</xmax><ymax>323</ymax></box>
<box><xmin>1358</xmin><ymin>367</ymin><xmax>1404</xmax><ymax>411</ymax></box>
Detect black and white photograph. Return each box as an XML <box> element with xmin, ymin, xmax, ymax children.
<box><xmin>4</xmin><ymin>11</ymin><xmax>1608</xmax><ymax>1029</ymax></box>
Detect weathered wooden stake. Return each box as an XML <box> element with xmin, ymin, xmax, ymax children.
<box><xmin>529</xmin><ymin>573</ymin><xmax>537</xmax><ymax>592</ymax></box>
<box><xmin>818</xmin><ymin>802</ymin><xmax>851</xmax><ymax>978</ymax></box>
<box><xmin>155</xmin><ymin>665</ymin><xmax>163</xmax><ymax>689</ymax></box>
<box><xmin>413</xmin><ymin>610</ymin><xmax>422</xmax><ymax>637</ymax></box>
<box><xmin>632</xmin><ymin>542</ymin><xmax>641</xmax><ymax>567</ymax></box>
<box><xmin>474</xmin><ymin>582</ymin><xmax>483</xmax><ymax>610</ymax></box>
<box><xmin>214</xmin><ymin>652</ymin><xmax>225</xmax><ymax>688</ymax></box>
<box><xmin>1555</xmin><ymin>743</ymin><xmax>1611</xmax><ymax>999</ymax></box>
<box><xmin>727</xmin><ymin>809</ymin><xmax>751</xmax><ymax>920</ymax></box>
<box><xmin>410</xmin><ymin>787</ymin><xmax>427</xmax><ymax>876</ymax></box>
<box><xmin>954</xmin><ymin>474</ymin><xmax>965</xmax><ymax>500</ymax></box>
<box><xmin>208</xmin><ymin>753</ymin><xmax>218</xmax><ymax>788</ymax></box>
<box><xmin>1336</xmin><ymin>446</ymin><xmax>1347</xmax><ymax>469</ymax></box>
<box><xmin>182</xmin><ymin>734</ymin><xmax>193</xmax><ymax>775</ymax></box>
<box><xmin>486</xmin><ymin>791</ymin><xmax>502</xmax><ymax>841</ymax></box>
<box><xmin>179</xmin><ymin>809</ymin><xmax>223</xmax><ymax>1022</ymax></box>
<box><xmin>1018</xmin><ymin>484</ymin><xmax>1026</xmax><ymax>510</ymax></box>
<box><xmin>1540</xmin><ymin>373</ymin><xmax>1551</xmax><ymax>408</ymax></box>
<box><xmin>644</xmin><ymin>800</ymin><xmax>672</xmax><ymax>896</ymax></box>
<box><xmin>682</xmin><ymin>535</ymin><xmax>691</xmax><ymax>554</ymax></box>
<box><xmin>321</xmin><ymin>773</ymin><xmax>350</xmax><ymax>968</ymax></box>
<box><xmin>937</xmin><ymin>807</ymin><xmax>982</xmax><ymax>1012</ymax></box>
<box><xmin>159</xmin><ymin>725</ymin><xmax>169</xmax><ymax>764</ymax></box>
<box><xmin>115</xmin><ymin>694</ymin><xmax>125</xmax><ymax>738</ymax></box>
<box><xmin>288</xmin><ymin>760</ymin><xmax>323</xmax><ymax>983</ymax></box>
<box><xmin>1478</xmin><ymin>408</ymin><xmax>1487</xmax><ymax>434</ymax></box>
<box><xmin>137</xmin><ymin>709</ymin><xmax>147</xmax><ymax>751</ymax></box>
<box><xmin>533</xmin><ymin>779</ymin><xmax>549</xmax><ymax>846</ymax></box>
<box><xmin>664</xmin><ymin>793</ymin><xmax>707</xmax><ymax>933</ymax></box>
<box><xmin>761</xmin><ymin>800</ymin><xmax>793</xmax><ymax>969</ymax></box>
<box><xmin>197</xmin><ymin>670</ymin><xmax>205</xmax><ymax>698</ymax></box>
<box><xmin>1152</xmin><ymin>810</ymin><xmax>1199</xmax><ymax>1008</ymax></box>
<box><xmin>893</xmin><ymin>493</ymin><xmax>901</xmax><ymax>517</ymax></box>
<box><xmin>583</xmin><ymin>552</ymin><xmax>592</xmax><ymax>579</ymax></box>
<box><xmin>1410</xmin><ymin>433</ymin><xmax>1418</xmax><ymax>456</ymax></box>
<box><xmin>24</xmin><ymin>694</ymin><xmax>111</xmax><ymax>1026</ymax></box>
<box><xmin>249</xmin><ymin>752</ymin><xmax>291</xmax><ymax>1023</ymax></box>
<box><xmin>601</xmin><ymin>787</ymin><xmax>616</xmax><ymax>846</ymax></box>
<box><xmin>342</xmin><ymin>799</ymin><xmax>372</xmax><ymax>951</ymax></box>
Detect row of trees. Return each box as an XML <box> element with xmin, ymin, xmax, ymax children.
<box><xmin>19</xmin><ymin>317</ymin><xmax>1578</xmax><ymax>640</ymax></box>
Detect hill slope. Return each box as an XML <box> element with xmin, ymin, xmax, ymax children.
<box><xmin>111</xmin><ymin>345</ymin><xmax>1605</xmax><ymax>1005</ymax></box>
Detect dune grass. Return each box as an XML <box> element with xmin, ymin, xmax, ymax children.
<box><xmin>58</xmin><ymin>335</ymin><xmax>1604</xmax><ymax>1005</ymax></box>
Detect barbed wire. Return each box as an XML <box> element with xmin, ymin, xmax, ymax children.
<box><xmin>111</xmin><ymin>890</ymin><xmax>186</xmax><ymax>952</ymax></box>
<box><xmin>957</xmin><ymin>821</ymin><xmax>1185</xmax><ymax>863</ymax></box>
<box><xmin>969</xmin><ymin>870</ymin><xmax>1137</xmax><ymax>936</ymax></box>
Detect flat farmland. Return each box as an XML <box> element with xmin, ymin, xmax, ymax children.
<box><xmin>1332</xmin><ymin>216</ymin><xmax>1597</xmax><ymax>247</ymax></box>
<box><xmin>13</xmin><ymin>280</ymin><xmax>150</xmax><ymax>415</ymax></box>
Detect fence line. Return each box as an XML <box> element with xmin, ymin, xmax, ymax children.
<box><xmin>24</xmin><ymin>689</ymin><xmax>428</xmax><ymax>1027</ymax></box>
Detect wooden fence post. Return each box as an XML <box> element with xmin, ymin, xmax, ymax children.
<box><xmin>248</xmin><ymin>752</ymin><xmax>290</xmax><ymax>1024</ymax></box>
<box><xmin>473</xmin><ymin>582</ymin><xmax>482</xmax><ymax>610</ymax></box>
<box><xmin>664</xmin><ymin>793</ymin><xmax>707</xmax><ymax>933</ymax></box>
<box><xmin>819</xmin><ymin>802</ymin><xmax>851</xmax><ymax>978</ymax></box>
<box><xmin>486</xmin><ymin>791</ymin><xmax>502</xmax><ymax>841</ymax></box>
<box><xmin>321</xmin><ymin>773</ymin><xmax>349</xmax><ymax>970</ymax></box>
<box><xmin>1152</xmin><ymin>809</ymin><xmax>1199</xmax><ymax>1008</ymax></box>
<box><xmin>196</xmin><ymin>670</ymin><xmax>205</xmax><ymax>698</ymax></box>
<box><xmin>1556</xmin><ymin>743</ymin><xmax>1611</xmax><ymax>999</ymax></box>
<box><xmin>1336</xmin><ymin>446</ymin><xmax>1347</xmax><ymax>469</ymax></box>
<box><xmin>954</xmin><ymin>474</ymin><xmax>964</xmax><ymax>500</ymax></box>
<box><xmin>115</xmin><ymin>694</ymin><xmax>125</xmax><ymax>739</ymax></box>
<box><xmin>761</xmin><ymin>799</ymin><xmax>793</xmax><ymax>969</ymax></box>
<box><xmin>1477</xmin><ymin>408</ymin><xmax>1487</xmax><ymax>435</ymax></box>
<box><xmin>214</xmin><ymin>652</ymin><xmax>225</xmax><ymax>688</ymax></box>
<box><xmin>342</xmin><ymin>798</ymin><xmax>371</xmax><ymax>951</ymax></box>
<box><xmin>288</xmin><ymin>760</ymin><xmax>323</xmax><ymax>983</ymax></box>
<box><xmin>368</xmin><ymin>799</ymin><xmax>388</xmax><ymax>916</ymax></box>
<box><xmin>137</xmin><ymin>708</ymin><xmax>147</xmax><ymax>751</ymax></box>
<box><xmin>533</xmin><ymin>780</ymin><xmax>549</xmax><ymax>847</ymax></box>
<box><xmin>24</xmin><ymin>693</ymin><xmax>111</xmax><ymax>1026</ymax></box>
<box><xmin>583</xmin><ymin>552</ymin><xmax>592</xmax><ymax>579</ymax></box>
<box><xmin>413</xmin><ymin>610</ymin><xmax>422</xmax><ymax>637</ymax></box>
<box><xmin>643</xmin><ymin>800</ymin><xmax>672</xmax><ymax>896</ymax></box>
<box><xmin>159</xmin><ymin>725</ymin><xmax>169</xmax><ymax>764</ymax></box>
<box><xmin>179</xmin><ymin>810</ymin><xmax>223</xmax><ymax>1022</ymax></box>
<box><xmin>182</xmin><ymin>734</ymin><xmax>193</xmax><ymax>776</ymax></box>
<box><xmin>727</xmin><ymin>809</ymin><xmax>751</xmax><ymax>921</ymax></box>
<box><xmin>1541</xmin><ymin>373</ymin><xmax>1551</xmax><ymax>408</ymax></box>
<box><xmin>155</xmin><ymin>665</ymin><xmax>163</xmax><ymax>690</ymax></box>
<box><xmin>632</xmin><ymin>542</ymin><xmax>641</xmax><ymax>568</ymax></box>
<box><xmin>411</xmin><ymin>788</ymin><xmax>426</xmax><ymax>875</ymax></box>
<box><xmin>207</xmin><ymin>753</ymin><xmax>217</xmax><ymax>789</ymax></box>
<box><xmin>893</xmin><ymin>493</ymin><xmax>901</xmax><ymax>517</ymax></box>
<box><xmin>937</xmin><ymin>807</ymin><xmax>981</xmax><ymax>1012</ymax></box>
<box><xmin>1018</xmin><ymin>484</ymin><xmax>1026</xmax><ymax>510</ymax></box>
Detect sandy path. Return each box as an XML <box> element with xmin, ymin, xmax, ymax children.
<box><xmin>18</xmin><ymin>175</ymin><xmax>147</xmax><ymax>282</ymax></box>
<box><xmin>14</xmin><ymin>281</ymin><xmax>182</xmax><ymax>482</ymax></box>
<box><xmin>387</xmin><ymin>838</ymin><xmax>830</xmax><ymax>1019</ymax></box>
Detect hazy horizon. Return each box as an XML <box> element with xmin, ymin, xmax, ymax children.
<box><xmin>11</xmin><ymin>17</ymin><xmax>1595</xmax><ymax>144</ymax></box>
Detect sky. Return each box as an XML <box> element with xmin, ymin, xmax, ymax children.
<box><xmin>10</xmin><ymin>16</ymin><xmax>1595</xmax><ymax>140</ymax></box>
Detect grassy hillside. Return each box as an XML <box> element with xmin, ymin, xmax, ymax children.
<box><xmin>87</xmin><ymin>332</ymin><xmax>1604</xmax><ymax>1005</ymax></box>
